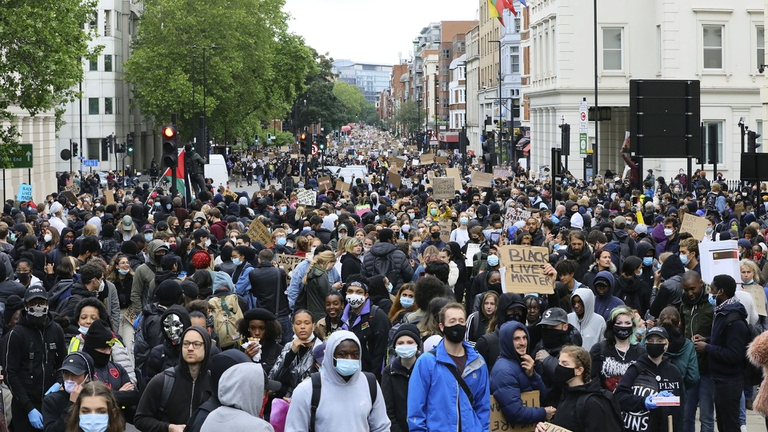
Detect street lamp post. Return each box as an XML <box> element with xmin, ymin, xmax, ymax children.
<box><xmin>191</xmin><ymin>45</ymin><xmax>218</xmax><ymax>161</ymax></box>
<box><xmin>593</xmin><ymin>0</ymin><xmax>599</xmax><ymax>174</ymax></box>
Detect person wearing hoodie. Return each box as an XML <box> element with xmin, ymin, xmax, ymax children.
<box><xmin>340</xmin><ymin>275</ymin><xmax>391</xmax><ymax>381</ymax></box>
<box><xmin>362</xmin><ymin>228</ymin><xmax>413</xmax><ymax>290</ymax></box>
<box><xmin>0</xmin><ymin>252</ymin><xmax>27</xmax><ymax>305</ymax></box>
<box><xmin>475</xmin><ymin>293</ymin><xmax>528</xmax><ymax>372</ymax></box>
<box><xmin>614</xmin><ymin>256</ymin><xmax>651</xmax><ymax>316</ymax></box>
<box><xmin>592</xmin><ymin>271</ymin><xmax>625</xmax><ymax>321</ymax></box>
<box><xmin>568</xmin><ymin>288</ymin><xmax>605</xmax><ymax>351</ymax></box>
<box><xmin>491</xmin><ymin>321</ymin><xmax>554</xmax><ymax>426</ymax></box>
<box><xmin>5</xmin><ymin>286</ymin><xmax>67</xmax><ymax>432</ymax></box>
<box><xmin>186</xmin><ymin>350</ymin><xmax>252</xmax><ymax>432</ymax></box>
<box><xmin>382</xmin><ymin>324</ymin><xmax>422</xmax><ymax>432</ymax></box>
<box><xmin>130</xmin><ymin>239</ymin><xmax>168</xmax><ymax>314</ymax></box>
<box><xmin>207</xmin><ymin>208</ymin><xmax>228</xmax><ymax>241</ymax></box>
<box><xmin>134</xmin><ymin>325</ymin><xmax>213</xmax><ymax>432</ymax></box>
<box><xmin>614</xmin><ymin>326</ymin><xmax>684</xmax><ymax>432</ymax></box>
<box><xmin>286</xmin><ymin>330</ymin><xmax>390</xmax><ymax>431</ymax></box>
<box><xmin>648</xmin><ymin>255</ymin><xmax>686</xmax><ymax>319</ymax></box>
<box><xmin>533</xmin><ymin>307</ymin><xmax>583</xmax><ymax>407</ymax></box>
<box><xmin>55</xmin><ymin>262</ymin><xmax>103</xmax><ymax>321</ymax></box>
<box><xmin>635</xmin><ymin>241</ymin><xmax>657</xmax><ymax>289</ymax></box>
<box><xmin>693</xmin><ymin>274</ymin><xmax>749</xmax><ymax>432</ymax></box>
<box><xmin>200</xmin><ymin>363</ymin><xmax>276</xmax><ymax>432</ymax></box>
<box><xmin>143</xmin><ymin>304</ymin><xmax>193</xmax><ymax>380</ymax></box>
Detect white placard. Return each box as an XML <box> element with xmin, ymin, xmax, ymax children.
<box><xmin>700</xmin><ymin>240</ymin><xmax>739</xmax><ymax>285</ymax></box>
<box><xmin>465</xmin><ymin>243</ymin><xmax>481</xmax><ymax>267</ymax></box>
<box><xmin>296</xmin><ymin>189</ymin><xmax>317</xmax><ymax>206</ymax></box>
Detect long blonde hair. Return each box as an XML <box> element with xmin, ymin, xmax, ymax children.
<box><xmin>302</xmin><ymin>251</ymin><xmax>335</xmax><ymax>284</ymax></box>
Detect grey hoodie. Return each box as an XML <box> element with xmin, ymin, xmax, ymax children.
<box><xmin>200</xmin><ymin>363</ymin><xmax>274</xmax><ymax>432</ymax></box>
<box><xmin>285</xmin><ymin>330</ymin><xmax>390</xmax><ymax>432</ymax></box>
<box><xmin>567</xmin><ymin>288</ymin><xmax>606</xmax><ymax>351</ymax></box>
<box><xmin>130</xmin><ymin>240</ymin><xmax>167</xmax><ymax>313</ymax></box>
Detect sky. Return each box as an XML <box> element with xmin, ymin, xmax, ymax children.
<box><xmin>283</xmin><ymin>0</ymin><xmax>479</xmax><ymax>65</ymax></box>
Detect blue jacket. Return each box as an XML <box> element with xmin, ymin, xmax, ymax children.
<box><xmin>408</xmin><ymin>339</ymin><xmax>491</xmax><ymax>432</ymax></box>
<box><xmin>490</xmin><ymin>322</ymin><xmax>548</xmax><ymax>425</ymax></box>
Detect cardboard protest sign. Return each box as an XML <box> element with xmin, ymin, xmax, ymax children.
<box><xmin>247</xmin><ymin>218</ymin><xmax>272</xmax><ymax>246</ymax></box>
<box><xmin>290</xmin><ymin>154</ymin><xmax>299</xmax><ymax>160</ymax></box>
<box><xmin>402</xmin><ymin>178</ymin><xmax>413</xmax><ymax>189</ymax></box>
<box><xmin>432</xmin><ymin>177</ymin><xmax>455</xmax><ymax>200</ymax></box>
<box><xmin>389</xmin><ymin>170</ymin><xmax>401</xmax><ymax>189</ymax></box>
<box><xmin>445</xmin><ymin>168</ymin><xmax>463</xmax><ymax>191</ymax></box>
<box><xmin>103</xmin><ymin>189</ymin><xmax>114</xmax><ymax>205</ymax></box>
<box><xmin>16</xmin><ymin>184</ymin><xmax>32</xmax><ymax>202</ymax></box>
<box><xmin>471</xmin><ymin>172</ymin><xmax>493</xmax><ymax>188</ymax></box>
<box><xmin>489</xmin><ymin>391</ymin><xmax>539</xmax><ymax>432</ymax></box>
<box><xmin>435</xmin><ymin>156</ymin><xmax>447</xmax><ymax>164</ymax></box>
<box><xmin>61</xmin><ymin>190</ymin><xmax>77</xmax><ymax>204</ymax></box>
<box><xmin>679</xmin><ymin>213</ymin><xmax>709</xmax><ymax>241</ymax></box>
<box><xmin>540</xmin><ymin>423</ymin><xmax>572</xmax><ymax>432</ymax></box>
<box><xmin>743</xmin><ymin>284</ymin><xmax>768</xmax><ymax>316</ymax></box>
<box><xmin>499</xmin><ymin>245</ymin><xmax>554</xmax><ymax>294</ymax></box>
<box><xmin>64</xmin><ymin>183</ymin><xmax>80</xmax><ymax>195</ymax></box>
<box><xmin>317</xmin><ymin>176</ymin><xmax>332</xmax><ymax>192</ymax></box>
<box><xmin>504</xmin><ymin>207</ymin><xmax>532</xmax><ymax>231</ymax></box>
<box><xmin>336</xmin><ymin>182</ymin><xmax>350</xmax><ymax>193</ymax></box>
<box><xmin>439</xmin><ymin>220</ymin><xmax>452</xmax><ymax>243</ymax></box>
<box><xmin>297</xmin><ymin>189</ymin><xmax>317</xmax><ymax>206</ymax></box>
<box><xmin>276</xmin><ymin>254</ymin><xmax>305</xmax><ymax>280</ymax></box>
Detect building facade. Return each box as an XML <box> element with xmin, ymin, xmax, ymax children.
<box><xmin>523</xmin><ymin>0</ymin><xmax>764</xmax><ymax>181</ymax></box>
<box><xmin>332</xmin><ymin>60</ymin><xmax>393</xmax><ymax>104</ymax></box>
<box><xmin>4</xmin><ymin>107</ymin><xmax>59</xmax><ymax>203</ymax></box>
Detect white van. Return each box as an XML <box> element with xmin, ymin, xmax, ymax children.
<box><xmin>204</xmin><ymin>154</ymin><xmax>229</xmax><ymax>189</ymax></box>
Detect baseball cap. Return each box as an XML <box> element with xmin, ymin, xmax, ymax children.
<box><xmin>646</xmin><ymin>326</ymin><xmax>669</xmax><ymax>340</ymax></box>
<box><xmin>59</xmin><ymin>352</ymin><xmax>93</xmax><ymax>376</ymax></box>
<box><xmin>122</xmin><ymin>215</ymin><xmax>133</xmax><ymax>230</ymax></box>
<box><xmin>24</xmin><ymin>286</ymin><xmax>48</xmax><ymax>303</ymax></box>
<box><xmin>634</xmin><ymin>223</ymin><xmax>648</xmax><ymax>235</ymax></box>
<box><xmin>538</xmin><ymin>307</ymin><xmax>568</xmax><ymax>326</ymax></box>
<box><xmin>142</xmin><ymin>224</ymin><xmax>154</xmax><ymax>233</ymax></box>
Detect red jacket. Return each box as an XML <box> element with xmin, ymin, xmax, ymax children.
<box><xmin>210</xmin><ymin>220</ymin><xmax>228</xmax><ymax>240</ymax></box>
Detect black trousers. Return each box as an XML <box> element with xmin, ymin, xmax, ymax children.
<box><xmin>713</xmin><ymin>376</ymin><xmax>743</xmax><ymax>432</ymax></box>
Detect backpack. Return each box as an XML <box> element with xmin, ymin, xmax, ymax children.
<box><xmin>372</xmin><ymin>255</ymin><xmax>396</xmax><ymax>285</ymax></box>
<box><xmin>208</xmin><ymin>294</ymin><xmax>243</xmax><ymax>348</ymax></box>
<box><xmin>725</xmin><ymin>313</ymin><xmax>763</xmax><ymax>385</ymax></box>
<box><xmin>48</xmin><ymin>279</ymin><xmax>74</xmax><ymax>312</ymax></box>
<box><xmin>309</xmin><ymin>371</ymin><xmax>377</xmax><ymax>432</ymax></box>
<box><xmin>616</xmin><ymin>235</ymin><xmax>631</xmax><ymax>263</ymax></box>
<box><xmin>575</xmin><ymin>388</ymin><xmax>624</xmax><ymax>431</ymax></box>
<box><xmin>133</xmin><ymin>309</ymin><xmax>162</xmax><ymax>373</ymax></box>
<box><xmin>158</xmin><ymin>367</ymin><xmax>176</xmax><ymax>415</ymax></box>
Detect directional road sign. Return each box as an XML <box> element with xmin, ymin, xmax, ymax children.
<box><xmin>83</xmin><ymin>159</ymin><xmax>99</xmax><ymax>167</ymax></box>
<box><xmin>7</xmin><ymin>144</ymin><xmax>33</xmax><ymax>169</ymax></box>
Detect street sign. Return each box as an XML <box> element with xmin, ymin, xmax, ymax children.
<box><xmin>83</xmin><ymin>159</ymin><xmax>99</xmax><ymax>167</ymax></box>
<box><xmin>7</xmin><ymin>144</ymin><xmax>33</xmax><ymax>168</ymax></box>
<box><xmin>579</xmin><ymin>100</ymin><xmax>588</xmax><ymax>155</ymax></box>
<box><xmin>16</xmin><ymin>184</ymin><xmax>32</xmax><ymax>202</ymax></box>
<box><xmin>311</xmin><ymin>144</ymin><xmax>319</xmax><ymax>156</ymax></box>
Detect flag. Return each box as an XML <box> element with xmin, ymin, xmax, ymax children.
<box><xmin>519</xmin><ymin>0</ymin><xmax>528</xmax><ymax>8</ymax></box>
<box><xmin>505</xmin><ymin>0</ymin><xmax>517</xmax><ymax>17</ymax></box>
<box><xmin>162</xmin><ymin>149</ymin><xmax>187</xmax><ymax>197</ymax></box>
<box><xmin>488</xmin><ymin>0</ymin><xmax>506</xmax><ymax>26</ymax></box>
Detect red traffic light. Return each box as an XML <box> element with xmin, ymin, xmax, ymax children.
<box><xmin>163</xmin><ymin>126</ymin><xmax>177</xmax><ymax>139</ymax></box>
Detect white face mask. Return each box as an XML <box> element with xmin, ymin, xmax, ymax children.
<box><xmin>204</xmin><ymin>239</ymin><xmax>212</xmax><ymax>247</ymax></box>
<box><xmin>44</xmin><ymin>233</ymin><xmax>52</xmax><ymax>243</ymax></box>
<box><xmin>346</xmin><ymin>293</ymin><xmax>366</xmax><ymax>308</ymax></box>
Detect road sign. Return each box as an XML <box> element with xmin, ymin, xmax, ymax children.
<box><xmin>580</xmin><ymin>133</ymin><xmax>588</xmax><ymax>158</ymax></box>
<box><xmin>78</xmin><ymin>156</ymin><xmax>85</xmax><ymax>161</ymax></box>
<box><xmin>83</xmin><ymin>159</ymin><xmax>99</xmax><ymax>167</ymax></box>
<box><xmin>7</xmin><ymin>144</ymin><xmax>33</xmax><ymax>169</ymax></box>
<box><xmin>579</xmin><ymin>100</ymin><xmax>588</xmax><ymax>155</ymax></box>
<box><xmin>16</xmin><ymin>184</ymin><xmax>32</xmax><ymax>202</ymax></box>
<box><xmin>311</xmin><ymin>144</ymin><xmax>319</xmax><ymax>156</ymax></box>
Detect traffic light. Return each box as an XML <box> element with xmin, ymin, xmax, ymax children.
<box><xmin>299</xmin><ymin>132</ymin><xmax>310</xmax><ymax>155</ymax></box>
<box><xmin>127</xmin><ymin>133</ymin><xmax>134</xmax><ymax>153</ymax></box>
<box><xmin>162</xmin><ymin>125</ymin><xmax>178</xmax><ymax>168</ymax></box>
<box><xmin>748</xmin><ymin>130</ymin><xmax>761</xmax><ymax>153</ymax></box>
<box><xmin>559</xmin><ymin>123</ymin><xmax>571</xmax><ymax>155</ymax></box>
<box><xmin>316</xmin><ymin>134</ymin><xmax>326</xmax><ymax>152</ymax></box>
<box><xmin>72</xmin><ymin>142</ymin><xmax>78</xmax><ymax>157</ymax></box>
<box><xmin>482</xmin><ymin>137</ymin><xmax>496</xmax><ymax>173</ymax></box>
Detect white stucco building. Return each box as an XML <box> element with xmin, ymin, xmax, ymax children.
<box><xmin>3</xmin><ymin>107</ymin><xmax>59</xmax><ymax>203</ymax></box>
<box><xmin>524</xmin><ymin>0</ymin><xmax>764</xmax><ymax>181</ymax></box>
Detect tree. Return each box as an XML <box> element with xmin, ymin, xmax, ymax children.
<box><xmin>124</xmin><ymin>0</ymin><xmax>314</xmax><ymax>143</ymax></box>
<box><xmin>0</xmin><ymin>0</ymin><xmax>101</xmax><ymax>166</ymax></box>
<box><xmin>289</xmin><ymin>50</ymin><xmax>347</xmax><ymax>133</ymax></box>
<box><xmin>394</xmin><ymin>100</ymin><xmax>421</xmax><ymax>134</ymax></box>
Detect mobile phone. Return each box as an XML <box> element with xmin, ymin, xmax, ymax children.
<box><xmin>490</xmin><ymin>232</ymin><xmax>500</xmax><ymax>244</ymax></box>
<box><xmin>179</xmin><ymin>271</ymin><xmax>187</xmax><ymax>278</ymax></box>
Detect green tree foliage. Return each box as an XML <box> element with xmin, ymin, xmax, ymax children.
<box><xmin>394</xmin><ymin>100</ymin><xmax>421</xmax><ymax>134</ymax></box>
<box><xmin>0</xmin><ymin>0</ymin><xmax>101</xmax><ymax>166</ymax></box>
<box><xmin>332</xmin><ymin>82</ymin><xmax>379</xmax><ymax>126</ymax></box>
<box><xmin>292</xmin><ymin>50</ymin><xmax>345</xmax><ymax>132</ymax></box>
<box><xmin>124</xmin><ymin>0</ymin><xmax>314</xmax><ymax>142</ymax></box>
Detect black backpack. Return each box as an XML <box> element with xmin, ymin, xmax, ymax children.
<box><xmin>575</xmin><ymin>387</ymin><xmax>624</xmax><ymax>431</ymax></box>
<box><xmin>309</xmin><ymin>371</ymin><xmax>377</xmax><ymax>432</ymax></box>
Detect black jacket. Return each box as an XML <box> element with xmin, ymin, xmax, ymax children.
<box><xmin>5</xmin><ymin>312</ymin><xmax>67</xmax><ymax>413</ymax></box>
<box><xmin>706</xmin><ymin>298</ymin><xmax>749</xmax><ymax>380</ymax></box>
<box><xmin>362</xmin><ymin>242</ymin><xmax>414</xmax><ymax>290</ymax></box>
<box><xmin>248</xmin><ymin>262</ymin><xmax>290</xmax><ymax>317</ymax></box>
<box><xmin>549</xmin><ymin>379</ymin><xmax>620</xmax><ymax>432</ymax></box>
<box><xmin>42</xmin><ymin>390</ymin><xmax>71</xmax><ymax>432</ymax></box>
<box><xmin>381</xmin><ymin>356</ymin><xmax>418</xmax><ymax>432</ymax></box>
<box><xmin>340</xmin><ymin>252</ymin><xmax>362</xmax><ymax>282</ymax></box>
<box><xmin>555</xmin><ymin>246</ymin><xmax>594</xmax><ymax>282</ymax></box>
<box><xmin>614</xmin><ymin>356</ymin><xmax>685</xmax><ymax>432</ymax></box>
<box><xmin>56</xmin><ymin>282</ymin><xmax>96</xmax><ymax>320</ymax></box>
<box><xmin>342</xmin><ymin>301</ymin><xmax>391</xmax><ymax>381</ymax></box>
<box><xmin>134</xmin><ymin>327</ymin><xmax>213</xmax><ymax>432</ymax></box>
<box><xmin>614</xmin><ymin>275</ymin><xmax>651</xmax><ymax>316</ymax></box>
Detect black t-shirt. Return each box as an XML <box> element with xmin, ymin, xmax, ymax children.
<box><xmin>448</xmin><ymin>350</ymin><xmax>468</xmax><ymax>375</ymax></box>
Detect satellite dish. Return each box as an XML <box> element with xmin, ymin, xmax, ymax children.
<box><xmin>60</xmin><ymin>149</ymin><xmax>71</xmax><ymax>161</ymax></box>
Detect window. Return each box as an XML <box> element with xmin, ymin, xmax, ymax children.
<box><xmin>757</xmin><ymin>121</ymin><xmax>764</xmax><ymax>153</ymax></box>
<box><xmin>515</xmin><ymin>18</ymin><xmax>521</xmax><ymax>33</ymax></box>
<box><xmin>703</xmin><ymin>25</ymin><xmax>723</xmax><ymax>69</ymax></box>
<box><xmin>104</xmin><ymin>54</ymin><xmax>112</xmax><ymax>72</ymax></box>
<box><xmin>510</xmin><ymin>46</ymin><xmax>520</xmax><ymax>73</ymax></box>
<box><xmin>603</xmin><ymin>28</ymin><xmax>623</xmax><ymax>71</ymax></box>
<box><xmin>87</xmin><ymin>138</ymin><xmax>100</xmax><ymax>160</ymax></box>
<box><xmin>89</xmin><ymin>59</ymin><xmax>97</xmax><ymax>71</ymax></box>
<box><xmin>758</xmin><ymin>26</ymin><xmax>765</xmax><ymax>67</ymax></box>
<box><xmin>88</xmin><ymin>98</ymin><xmax>99</xmax><ymax>115</ymax></box>
<box><xmin>104</xmin><ymin>97</ymin><xmax>113</xmax><ymax>115</ymax></box>
<box><xmin>703</xmin><ymin>121</ymin><xmax>724</xmax><ymax>163</ymax></box>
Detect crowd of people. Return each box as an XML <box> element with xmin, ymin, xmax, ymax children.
<box><xmin>0</xmin><ymin>125</ymin><xmax>767</xmax><ymax>432</ymax></box>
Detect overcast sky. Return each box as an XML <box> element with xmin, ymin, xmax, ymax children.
<box><xmin>283</xmin><ymin>0</ymin><xmax>479</xmax><ymax>65</ymax></box>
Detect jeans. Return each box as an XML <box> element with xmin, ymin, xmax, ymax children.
<box><xmin>713</xmin><ymin>377</ymin><xmax>744</xmax><ymax>432</ymax></box>
<box><xmin>739</xmin><ymin>392</ymin><xmax>746</xmax><ymax>426</ymax></box>
<box><xmin>278</xmin><ymin>314</ymin><xmax>293</xmax><ymax>345</ymax></box>
<box><xmin>684</xmin><ymin>374</ymin><xmax>715</xmax><ymax>432</ymax></box>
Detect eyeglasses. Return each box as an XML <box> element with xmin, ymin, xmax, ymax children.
<box><xmin>182</xmin><ymin>341</ymin><xmax>204</xmax><ymax>349</ymax></box>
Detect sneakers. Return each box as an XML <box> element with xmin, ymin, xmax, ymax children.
<box><xmin>741</xmin><ymin>425</ymin><xmax>747</xmax><ymax>432</ymax></box>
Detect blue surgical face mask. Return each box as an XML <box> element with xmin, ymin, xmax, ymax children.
<box><xmin>79</xmin><ymin>325</ymin><xmax>89</xmax><ymax>335</ymax></box>
<box><xmin>334</xmin><ymin>358</ymin><xmax>360</xmax><ymax>376</ymax></box>
<box><xmin>636</xmin><ymin>268</ymin><xmax>643</xmax><ymax>277</ymax></box>
<box><xmin>9</xmin><ymin>233</ymin><xmax>16</xmax><ymax>243</ymax></box>
<box><xmin>680</xmin><ymin>254</ymin><xmax>689</xmax><ymax>265</ymax></box>
<box><xmin>144</xmin><ymin>233</ymin><xmax>153</xmax><ymax>242</ymax></box>
<box><xmin>487</xmin><ymin>255</ymin><xmax>499</xmax><ymax>267</ymax></box>
<box><xmin>642</xmin><ymin>257</ymin><xmax>653</xmax><ymax>266</ymax></box>
<box><xmin>276</xmin><ymin>237</ymin><xmax>287</xmax><ymax>246</ymax></box>
<box><xmin>708</xmin><ymin>293</ymin><xmax>717</xmax><ymax>306</ymax></box>
<box><xmin>636</xmin><ymin>327</ymin><xmax>646</xmax><ymax>336</ymax></box>
<box><xmin>280</xmin><ymin>206</ymin><xmax>287</xmax><ymax>213</ymax></box>
<box><xmin>460</xmin><ymin>217</ymin><xmax>468</xmax><ymax>225</ymax></box>
<box><xmin>744</xmin><ymin>279</ymin><xmax>754</xmax><ymax>285</ymax></box>
<box><xmin>118</xmin><ymin>269</ymin><xmax>129</xmax><ymax>276</ymax></box>
<box><xmin>400</xmin><ymin>296</ymin><xmax>414</xmax><ymax>308</ymax></box>
<box><xmin>79</xmin><ymin>414</ymin><xmax>109</xmax><ymax>432</ymax></box>
<box><xmin>166</xmin><ymin>204</ymin><xmax>172</xmax><ymax>210</ymax></box>
<box><xmin>232</xmin><ymin>258</ymin><xmax>242</xmax><ymax>267</ymax></box>
<box><xmin>388</xmin><ymin>282</ymin><xmax>393</xmax><ymax>292</ymax></box>
<box><xmin>395</xmin><ymin>344</ymin><xmax>418</xmax><ymax>359</ymax></box>
<box><xmin>409</xmin><ymin>213</ymin><xmax>415</xmax><ymax>220</ymax></box>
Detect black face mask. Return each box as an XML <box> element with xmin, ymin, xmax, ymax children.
<box><xmin>613</xmin><ymin>325</ymin><xmax>633</xmax><ymax>340</ymax></box>
<box><xmin>85</xmin><ymin>346</ymin><xmax>111</xmax><ymax>368</ymax></box>
<box><xmin>542</xmin><ymin>328</ymin><xmax>568</xmax><ymax>348</ymax></box>
<box><xmin>552</xmin><ymin>364</ymin><xmax>576</xmax><ymax>385</ymax></box>
<box><xmin>646</xmin><ymin>343</ymin><xmax>666</xmax><ymax>359</ymax></box>
<box><xmin>431</xmin><ymin>231</ymin><xmax>441</xmax><ymax>240</ymax></box>
<box><xmin>16</xmin><ymin>273</ymin><xmax>30</xmax><ymax>285</ymax></box>
<box><xmin>443</xmin><ymin>324</ymin><xmax>466</xmax><ymax>343</ymax></box>
<box><xmin>488</xmin><ymin>282</ymin><xmax>502</xmax><ymax>293</ymax></box>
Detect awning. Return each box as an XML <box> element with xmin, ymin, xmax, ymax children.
<box><xmin>438</xmin><ymin>132</ymin><xmax>459</xmax><ymax>143</ymax></box>
<box><xmin>523</xmin><ymin>143</ymin><xmax>531</xmax><ymax>152</ymax></box>
<box><xmin>516</xmin><ymin>137</ymin><xmax>530</xmax><ymax>150</ymax></box>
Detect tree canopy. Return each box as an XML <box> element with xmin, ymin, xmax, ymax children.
<box><xmin>0</xmin><ymin>0</ymin><xmax>101</xmax><ymax>166</ymax></box>
<box><xmin>124</xmin><ymin>0</ymin><xmax>315</xmax><ymax>143</ymax></box>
